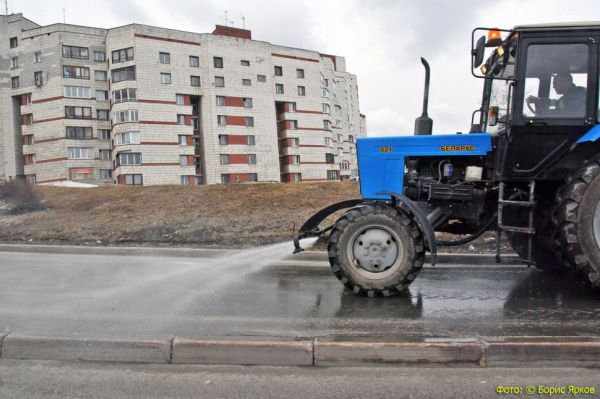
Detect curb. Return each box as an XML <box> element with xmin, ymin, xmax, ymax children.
<box><xmin>0</xmin><ymin>244</ymin><xmax>522</xmax><ymax>265</ymax></box>
<box><xmin>0</xmin><ymin>244</ymin><xmax>236</xmax><ymax>258</ymax></box>
<box><xmin>2</xmin><ymin>333</ymin><xmax>600</xmax><ymax>367</ymax></box>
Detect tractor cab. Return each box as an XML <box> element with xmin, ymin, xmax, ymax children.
<box><xmin>472</xmin><ymin>24</ymin><xmax>600</xmax><ymax>181</ymax></box>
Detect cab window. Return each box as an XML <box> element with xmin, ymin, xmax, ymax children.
<box><xmin>522</xmin><ymin>43</ymin><xmax>588</xmax><ymax>119</ymax></box>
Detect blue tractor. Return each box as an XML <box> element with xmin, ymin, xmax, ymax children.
<box><xmin>293</xmin><ymin>23</ymin><xmax>600</xmax><ymax>296</ymax></box>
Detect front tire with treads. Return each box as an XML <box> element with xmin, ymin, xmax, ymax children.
<box><xmin>554</xmin><ymin>158</ymin><xmax>600</xmax><ymax>290</ymax></box>
<box><xmin>327</xmin><ymin>203</ymin><xmax>425</xmax><ymax>297</ymax></box>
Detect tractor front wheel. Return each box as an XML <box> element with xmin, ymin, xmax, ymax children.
<box><xmin>328</xmin><ymin>203</ymin><xmax>425</xmax><ymax>297</ymax></box>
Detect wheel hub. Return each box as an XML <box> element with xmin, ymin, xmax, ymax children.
<box><xmin>352</xmin><ymin>228</ymin><xmax>399</xmax><ymax>273</ymax></box>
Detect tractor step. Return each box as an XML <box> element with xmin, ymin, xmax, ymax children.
<box><xmin>496</xmin><ymin>181</ymin><xmax>536</xmax><ymax>264</ymax></box>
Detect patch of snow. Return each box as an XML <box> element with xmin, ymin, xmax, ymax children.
<box><xmin>42</xmin><ymin>181</ymin><xmax>98</xmax><ymax>188</ymax></box>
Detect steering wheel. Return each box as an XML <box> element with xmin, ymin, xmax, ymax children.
<box><xmin>526</xmin><ymin>100</ymin><xmax>537</xmax><ymax>115</ymax></box>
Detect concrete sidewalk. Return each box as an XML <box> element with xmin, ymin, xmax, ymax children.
<box><xmin>2</xmin><ymin>332</ymin><xmax>600</xmax><ymax>367</ymax></box>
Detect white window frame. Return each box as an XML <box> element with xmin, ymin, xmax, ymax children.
<box><xmin>115</xmin><ymin>131</ymin><xmax>141</xmax><ymax>145</ymax></box>
<box><xmin>67</xmin><ymin>147</ymin><xmax>94</xmax><ymax>160</ymax></box>
<box><xmin>160</xmin><ymin>73</ymin><xmax>172</xmax><ymax>84</ymax></box>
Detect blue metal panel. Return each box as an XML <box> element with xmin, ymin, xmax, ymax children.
<box><xmin>357</xmin><ymin>133</ymin><xmax>493</xmax><ymax>199</ymax></box>
<box><xmin>576</xmin><ymin>125</ymin><xmax>600</xmax><ymax>144</ymax></box>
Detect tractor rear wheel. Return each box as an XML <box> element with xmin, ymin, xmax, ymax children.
<box><xmin>327</xmin><ymin>203</ymin><xmax>425</xmax><ymax>297</ymax></box>
<box><xmin>554</xmin><ymin>158</ymin><xmax>600</xmax><ymax>290</ymax></box>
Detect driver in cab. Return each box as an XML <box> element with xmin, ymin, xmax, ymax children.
<box><xmin>526</xmin><ymin>73</ymin><xmax>586</xmax><ymax>117</ymax></box>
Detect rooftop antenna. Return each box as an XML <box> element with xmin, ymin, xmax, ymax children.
<box><xmin>62</xmin><ymin>8</ymin><xmax>65</xmax><ymax>23</ymax></box>
<box><xmin>241</xmin><ymin>14</ymin><xmax>245</xmax><ymax>29</ymax></box>
<box><xmin>4</xmin><ymin>0</ymin><xmax>8</xmax><ymax>15</ymax></box>
<box><xmin>222</xmin><ymin>10</ymin><xmax>229</xmax><ymax>26</ymax></box>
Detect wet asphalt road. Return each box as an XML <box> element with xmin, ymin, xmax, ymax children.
<box><xmin>1</xmin><ymin>245</ymin><xmax>599</xmax><ymax>340</ymax></box>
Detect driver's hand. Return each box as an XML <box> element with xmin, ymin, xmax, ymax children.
<box><xmin>526</xmin><ymin>95</ymin><xmax>539</xmax><ymax>104</ymax></box>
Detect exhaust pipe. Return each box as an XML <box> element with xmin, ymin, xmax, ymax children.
<box><xmin>414</xmin><ymin>57</ymin><xmax>433</xmax><ymax>135</ymax></box>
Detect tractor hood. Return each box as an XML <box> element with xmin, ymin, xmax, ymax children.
<box><xmin>356</xmin><ymin>133</ymin><xmax>493</xmax><ymax>199</ymax></box>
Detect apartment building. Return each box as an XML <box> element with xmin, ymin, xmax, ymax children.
<box><xmin>0</xmin><ymin>13</ymin><xmax>366</xmax><ymax>185</ymax></box>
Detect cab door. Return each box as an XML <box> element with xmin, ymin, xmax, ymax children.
<box><xmin>502</xmin><ymin>34</ymin><xmax>598</xmax><ymax>179</ymax></box>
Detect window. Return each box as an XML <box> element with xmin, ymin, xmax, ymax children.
<box><xmin>325</xmin><ymin>137</ymin><xmax>333</xmax><ymax>148</ymax></box>
<box><xmin>9</xmin><ymin>37</ymin><xmax>17</xmax><ymax>48</ymax></box>
<box><xmin>34</xmin><ymin>51</ymin><xmax>42</xmax><ymax>63</ymax></box>
<box><xmin>245</xmin><ymin>117</ymin><xmax>254</xmax><ymax>127</ymax></box>
<box><xmin>522</xmin><ymin>43</ymin><xmax>588</xmax><ymax>119</ymax></box>
<box><xmin>219</xmin><ymin>135</ymin><xmax>228</xmax><ymax>145</ymax></box>
<box><xmin>296</xmin><ymin>68</ymin><xmax>305</xmax><ymax>78</ymax></box>
<box><xmin>181</xmin><ymin>176</ymin><xmax>190</xmax><ymax>185</ymax></box>
<box><xmin>94</xmin><ymin>51</ymin><xmax>105</xmax><ymax>62</ymax></box>
<box><xmin>323</xmin><ymin>120</ymin><xmax>331</xmax><ymax>130</ymax></box>
<box><xmin>189</xmin><ymin>56</ymin><xmax>199</xmax><ymax>67</ymax></box>
<box><xmin>248</xmin><ymin>154</ymin><xmax>256</xmax><ymax>164</ymax></box>
<box><xmin>179</xmin><ymin>155</ymin><xmax>189</xmax><ymax>166</ymax></box>
<box><xmin>247</xmin><ymin>135</ymin><xmax>255</xmax><ymax>146</ymax></box>
<box><xmin>67</xmin><ymin>147</ymin><xmax>94</xmax><ymax>159</ymax></box>
<box><xmin>274</xmin><ymin>66</ymin><xmax>282</xmax><ymax>76</ymax></box>
<box><xmin>178</xmin><ymin>135</ymin><xmax>188</xmax><ymax>145</ymax></box>
<box><xmin>111</xmin><ymin>66</ymin><xmax>136</xmax><ymax>83</ymax></box>
<box><xmin>249</xmin><ymin>173</ymin><xmax>258</xmax><ymax>182</ymax></box>
<box><xmin>22</xmin><ymin>93</ymin><xmax>32</xmax><ymax>105</ymax></box>
<box><xmin>65</xmin><ymin>106</ymin><xmax>92</xmax><ymax>119</ymax></box>
<box><xmin>176</xmin><ymin>94</ymin><xmax>185</xmax><ymax>105</ymax></box>
<box><xmin>10</xmin><ymin>56</ymin><xmax>18</xmax><ymax>69</ymax></box>
<box><xmin>66</xmin><ymin>127</ymin><xmax>93</xmax><ymax>140</ymax></box>
<box><xmin>98</xmin><ymin>129</ymin><xmax>110</xmax><ymax>140</ymax></box>
<box><xmin>195</xmin><ymin>176</ymin><xmax>203</xmax><ymax>184</ymax></box>
<box><xmin>257</xmin><ymin>74</ymin><xmax>266</xmax><ymax>82</ymax></box>
<box><xmin>334</xmin><ymin>105</ymin><xmax>342</xmax><ymax>115</ymax></box>
<box><xmin>22</xmin><ymin>114</ymin><xmax>33</xmax><ymax>125</ymax></box>
<box><xmin>64</xmin><ymin>86</ymin><xmax>91</xmax><ymax>98</ymax></box>
<box><xmin>242</xmin><ymin>78</ymin><xmax>251</xmax><ymax>86</ymax></box>
<box><xmin>193</xmin><ymin>137</ymin><xmax>201</xmax><ymax>149</ymax></box>
<box><xmin>289</xmin><ymin>120</ymin><xmax>298</xmax><ymax>129</ymax></box>
<box><xmin>71</xmin><ymin>170</ymin><xmax>91</xmax><ymax>180</ymax></box>
<box><xmin>214</xmin><ymin>76</ymin><xmax>224</xmax><ymax>87</ymax></box>
<box><xmin>100</xmin><ymin>149</ymin><xmax>111</xmax><ymax>160</ymax></box>
<box><xmin>291</xmin><ymin>155</ymin><xmax>300</xmax><ymax>164</ymax></box>
<box><xmin>192</xmin><ymin>118</ymin><xmax>199</xmax><ymax>131</ymax></box>
<box><xmin>220</xmin><ymin>154</ymin><xmax>230</xmax><ymax>165</ymax></box>
<box><xmin>112</xmin><ymin>47</ymin><xmax>134</xmax><ymax>63</ymax></box>
<box><xmin>63</xmin><ymin>66</ymin><xmax>90</xmax><ymax>79</ymax></box>
<box><xmin>24</xmin><ymin>154</ymin><xmax>36</xmax><ymax>165</ymax></box>
<box><xmin>112</xmin><ymin>88</ymin><xmax>137</xmax><ymax>102</ymax></box>
<box><xmin>95</xmin><ymin>90</ymin><xmax>108</xmax><ymax>101</ymax></box>
<box><xmin>113</xmin><ymin>109</ymin><xmax>139</xmax><ymax>124</ymax></box>
<box><xmin>288</xmin><ymin>102</ymin><xmax>296</xmax><ymax>112</ymax></box>
<box><xmin>115</xmin><ymin>131</ymin><xmax>140</xmax><ymax>145</ymax></box>
<box><xmin>160</xmin><ymin>73</ymin><xmax>172</xmax><ymax>84</ymax></box>
<box><xmin>327</xmin><ymin>170</ymin><xmax>338</xmax><ymax>180</ymax></box>
<box><xmin>11</xmin><ymin>76</ymin><xmax>19</xmax><ymax>88</ymax></box>
<box><xmin>34</xmin><ymin>71</ymin><xmax>44</xmax><ymax>85</ymax></box>
<box><xmin>322</xmin><ymin>103</ymin><xmax>330</xmax><ymax>113</ymax></box>
<box><xmin>275</xmin><ymin>84</ymin><xmax>284</xmax><ymax>94</ymax></box>
<box><xmin>177</xmin><ymin>114</ymin><xmax>186</xmax><ymax>125</ymax></box>
<box><xmin>221</xmin><ymin>174</ymin><xmax>230</xmax><ymax>184</ymax></box>
<box><xmin>95</xmin><ymin>70</ymin><xmax>107</xmax><ymax>81</ymax></box>
<box><xmin>97</xmin><ymin>109</ymin><xmax>109</xmax><ymax>120</ymax></box>
<box><xmin>23</xmin><ymin>135</ymin><xmax>35</xmax><ymax>145</ymax></box>
<box><xmin>241</xmin><ymin>60</ymin><xmax>250</xmax><ymax>66</ymax></box>
<box><xmin>216</xmin><ymin>96</ymin><xmax>225</xmax><ymax>106</ymax></box>
<box><xmin>190</xmin><ymin>75</ymin><xmax>201</xmax><ymax>86</ymax></box>
<box><xmin>217</xmin><ymin>115</ymin><xmax>227</xmax><ymax>126</ymax></box>
<box><xmin>297</xmin><ymin>86</ymin><xmax>306</xmax><ymax>96</ymax></box>
<box><xmin>100</xmin><ymin>169</ymin><xmax>112</xmax><ymax>180</ymax></box>
<box><xmin>290</xmin><ymin>138</ymin><xmax>299</xmax><ymax>147</ymax></box>
<box><xmin>63</xmin><ymin>45</ymin><xmax>89</xmax><ymax>59</ymax></box>
<box><xmin>293</xmin><ymin>173</ymin><xmax>302</xmax><ymax>182</ymax></box>
<box><xmin>117</xmin><ymin>152</ymin><xmax>142</xmax><ymax>166</ymax></box>
<box><xmin>159</xmin><ymin>52</ymin><xmax>170</xmax><ymax>64</ymax></box>
<box><xmin>243</xmin><ymin>98</ymin><xmax>253</xmax><ymax>108</ymax></box>
<box><xmin>214</xmin><ymin>57</ymin><xmax>223</xmax><ymax>68</ymax></box>
<box><xmin>349</xmin><ymin>135</ymin><xmax>354</xmax><ymax>143</ymax></box>
<box><xmin>124</xmin><ymin>174</ymin><xmax>143</xmax><ymax>185</ymax></box>
<box><xmin>326</xmin><ymin>153</ymin><xmax>335</xmax><ymax>164</ymax></box>
<box><xmin>321</xmin><ymin>88</ymin><xmax>329</xmax><ymax>97</ymax></box>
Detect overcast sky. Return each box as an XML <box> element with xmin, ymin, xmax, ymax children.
<box><xmin>11</xmin><ymin>0</ymin><xmax>600</xmax><ymax>136</ymax></box>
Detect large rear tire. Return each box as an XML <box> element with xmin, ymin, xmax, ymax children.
<box><xmin>327</xmin><ymin>203</ymin><xmax>425</xmax><ymax>297</ymax></box>
<box><xmin>554</xmin><ymin>158</ymin><xmax>600</xmax><ymax>290</ymax></box>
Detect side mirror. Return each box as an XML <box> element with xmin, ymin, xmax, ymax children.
<box><xmin>472</xmin><ymin>35</ymin><xmax>486</xmax><ymax>68</ymax></box>
<box><xmin>488</xmin><ymin>106</ymin><xmax>499</xmax><ymax>127</ymax></box>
